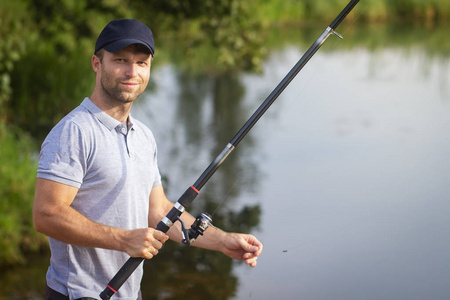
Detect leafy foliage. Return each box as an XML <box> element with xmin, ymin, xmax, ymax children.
<box><xmin>0</xmin><ymin>123</ymin><xmax>47</xmax><ymax>265</ymax></box>
<box><xmin>0</xmin><ymin>1</ymin><xmax>34</xmax><ymax>112</ymax></box>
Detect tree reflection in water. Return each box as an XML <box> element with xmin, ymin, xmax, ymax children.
<box><xmin>140</xmin><ymin>70</ymin><xmax>262</xmax><ymax>300</ymax></box>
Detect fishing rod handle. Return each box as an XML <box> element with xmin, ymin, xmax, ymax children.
<box><xmin>99</xmin><ymin>220</ymin><xmax>175</xmax><ymax>300</ymax></box>
<box><xmin>100</xmin><ymin>257</ymin><xmax>144</xmax><ymax>300</ymax></box>
<box><xmin>100</xmin><ymin>186</ymin><xmax>199</xmax><ymax>299</ymax></box>
<box><xmin>330</xmin><ymin>0</ymin><xmax>360</xmax><ymax>30</ymax></box>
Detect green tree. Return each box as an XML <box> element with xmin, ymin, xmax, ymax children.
<box><xmin>0</xmin><ymin>1</ymin><xmax>34</xmax><ymax>115</ymax></box>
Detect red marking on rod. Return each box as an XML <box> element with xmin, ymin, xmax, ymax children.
<box><xmin>107</xmin><ymin>285</ymin><xmax>118</xmax><ymax>293</ymax></box>
<box><xmin>191</xmin><ymin>186</ymin><xmax>199</xmax><ymax>194</ymax></box>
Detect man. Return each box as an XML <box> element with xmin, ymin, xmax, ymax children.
<box><xmin>33</xmin><ymin>19</ymin><xmax>263</xmax><ymax>300</ymax></box>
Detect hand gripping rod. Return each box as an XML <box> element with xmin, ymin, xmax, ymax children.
<box><xmin>100</xmin><ymin>0</ymin><xmax>360</xmax><ymax>298</ymax></box>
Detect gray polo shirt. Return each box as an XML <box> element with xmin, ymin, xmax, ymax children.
<box><xmin>37</xmin><ymin>98</ymin><xmax>161</xmax><ymax>299</ymax></box>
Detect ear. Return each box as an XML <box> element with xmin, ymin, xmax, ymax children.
<box><xmin>92</xmin><ymin>55</ymin><xmax>101</xmax><ymax>73</ymax></box>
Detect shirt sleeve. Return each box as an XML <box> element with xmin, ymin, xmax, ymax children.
<box><xmin>37</xmin><ymin>119</ymin><xmax>86</xmax><ymax>188</ymax></box>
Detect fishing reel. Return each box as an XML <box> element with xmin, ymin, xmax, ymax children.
<box><xmin>177</xmin><ymin>213</ymin><xmax>212</xmax><ymax>246</ymax></box>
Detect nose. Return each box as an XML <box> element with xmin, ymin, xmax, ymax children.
<box><xmin>125</xmin><ymin>63</ymin><xmax>138</xmax><ymax>77</ymax></box>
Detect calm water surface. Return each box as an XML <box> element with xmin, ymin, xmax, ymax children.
<box><xmin>134</xmin><ymin>45</ymin><xmax>450</xmax><ymax>299</ymax></box>
<box><xmin>231</xmin><ymin>48</ymin><xmax>450</xmax><ymax>300</ymax></box>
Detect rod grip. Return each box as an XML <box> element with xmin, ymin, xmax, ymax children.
<box><xmin>100</xmin><ymin>257</ymin><xmax>144</xmax><ymax>300</ymax></box>
<box><xmin>178</xmin><ymin>186</ymin><xmax>199</xmax><ymax>207</ymax></box>
<box><xmin>100</xmin><ymin>186</ymin><xmax>199</xmax><ymax>299</ymax></box>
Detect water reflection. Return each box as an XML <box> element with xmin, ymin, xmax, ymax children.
<box><xmin>135</xmin><ymin>67</ymin><xmax>263</xmax><ymax>206</ymax></box>
<box><xmin>134</xmin><ymin>38</ymin><xmax>450</xmax><ymax>300</ymax></box>
<box><xmin>0</xmin><ymin>251</ymin><xmax>49</xmax><ymax>298</ymax></box>
<box><xmin>134</xmin><ymin>70</ymin><xmax>261</xmax><ymax>299</ymax></box>
<box><xmin>231</xmin><ymin>47</ymin><xmax>450</xmax><ymax>299</ymax></box>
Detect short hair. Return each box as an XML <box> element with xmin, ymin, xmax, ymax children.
<box><xmin>94</xmin><ymin>48</ymin><xmax>106</xmax><ymax>62</ymax></box>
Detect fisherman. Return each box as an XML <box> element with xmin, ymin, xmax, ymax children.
<box><xmin>33</xmin><ymin>19</ymin><xmax>263</xmax><ymax>300</ymax></box>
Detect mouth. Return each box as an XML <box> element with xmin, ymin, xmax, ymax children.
<box><xmin>120</xmin><ymin>82</ymin><xmax>140</xmax><ymax>91</ymax></box>
<box><xmin>121</xmin><ymin>82</ymin><xmax>139</xmax><ymax>87</ymax></box>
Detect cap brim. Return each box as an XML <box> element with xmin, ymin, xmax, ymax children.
<box><xmin>103</xmin><ymin>39</ymin><xmax>154</xmax><ymax>55</ymax></box>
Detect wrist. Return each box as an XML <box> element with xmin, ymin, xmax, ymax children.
<box><xmin>211</xmin><ymin>226</ymin><xmax>228</xmax><ymax>252</ymax></box>
<box><xmin>197</xmin><ymin>224</ymin><xmax>227</xmax><ymax>252</ymax></box>
<box><xmin>108</xmin><ymin>226</ymin><xmax>128</xmax><ymax>252</ymax></box>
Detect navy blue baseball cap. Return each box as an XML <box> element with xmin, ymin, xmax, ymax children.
<box><xmin>95</xmin><ymin>19</ymin><xmax>155</xmax><ymax>55</ymax></box>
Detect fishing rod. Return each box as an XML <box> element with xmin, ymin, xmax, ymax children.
<box><xmin>100</xmin><ymin>0</ymin><xmax>360</xmax><ymax>298</ymax></box>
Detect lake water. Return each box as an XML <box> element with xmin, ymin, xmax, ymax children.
<box><xmin>232</xmin><ymin>49</ymin><xmax>450</xmax><ymax>300</ymax></box>
<box><xmin>2</xmin><ymin>24</ymin><xmax>449</xmax><ymax>300</ymax></box>
<box><xmin>133</xmin><ymin>37</ymin><xmax>450</xmax><ymax>299</ymax></box>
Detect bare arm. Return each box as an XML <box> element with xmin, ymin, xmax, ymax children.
<box><xmin>33</xmin><ymin>178</ymin><xmax>168</xmax><ymax>258</ymax></box>
<box><xmin>148</xmin><ymin>185</ymin><xmax>263</xmax><ymax>267</ymax></box>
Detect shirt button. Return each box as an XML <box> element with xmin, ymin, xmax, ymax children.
<box><xmin>121</xmin><ymin>128</ymin><xmax>126</xmax><ymax>133</ymax></box>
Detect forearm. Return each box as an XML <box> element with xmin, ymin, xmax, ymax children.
<box><xmin>146</xmin><ymin>186</ymin><xmax>262</xmax><ymax>266</ymax></box>
<box><xmin>147</xmin><ymin>185</ymin><xmax>262</xmax><ymax>258</ymax></box>
<box><xmin>33</xmin><ymin>178</ymin><xmax>127</xmax><ymax>252</ymax></box>
<box><xmin>167</xmin><ymin>211</ymin><xmax>262</xmax><ymax>267</ymax></box>
<box><xmin>147</xmin><ymin>187</ymin><xmax>226</xmax><ymax>251</ymax></box>
<box><xmin>34</xmin><ymin>201</ymin><xmax>127</xmax><ymax>251</ymax></box>
<box><xmin>166</xmin><ymin>211</ymin><xmax>227</xmax><ymax>252</ymax></box>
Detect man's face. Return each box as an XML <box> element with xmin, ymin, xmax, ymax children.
<box><xmin>97</xmin><ymin>45</ymin><xmax>152</xmax><ymax>104</ymax></box>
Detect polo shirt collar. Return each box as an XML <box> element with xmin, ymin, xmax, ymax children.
<box><xmin>81</xmin><ymin>98</ymin><xmax>136</xmax><ymax>131</ymax></box>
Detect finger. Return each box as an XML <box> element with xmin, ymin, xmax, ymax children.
<box><xmin>242</xmin><ymin>235</ymin><xmax>263</xmax><ymax>252</ymax></box>
<box><xmin>152</xmin><ymin>240</ymin><xmax>163</xmax><ymax>250</ymax></box>
<box><xmin>146</xmin><ymin>248</ymin><xmax>159</xmax><ymax>259</ymax></box>
<box><xmin>245</xmin><ymin>257</ymin><xmax>258</xmax><ymax>267</ymax></box>
<box><xmin>247</xmin><ymin>238</ymin><xmax>263</xmax><ymax>256</ymax></box>
<box><xmin>244</xmin><ymin>253</ymin><xmax>258</xmax><ymax>261</ymax></box>
<box><xmin>242</xmin><ymin>246</ymin><xmax>261</xmax><ymax>257</ymax></box>
<box><xmin>143</xmin><ymin>249</ymin><xmax>154</xmax><ymax>259</ymax></box>
<box><xmin>254</xmin><ymin>243</ymin><xmax>263</xmax><ymax>256</ymax></box>
<box><xmin>154</xmin><ymin>230</ymin><xmax>169</xmax><ymax>242</ymax></box>
<box><xmin>238</xmin><ymin>239</ymin><xmax>259</xmax><ymax>252</ymax></box>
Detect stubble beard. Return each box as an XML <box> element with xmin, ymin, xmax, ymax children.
<box><xmin>100</xmin><ymin>72</ymin><xmax>145</xmax><ymax>105</ymax></box>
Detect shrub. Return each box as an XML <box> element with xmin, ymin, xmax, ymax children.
<box><xmin>0</xmin><ymin>122</ymin><xmax>47</xmax><ymax>265</ymax></box>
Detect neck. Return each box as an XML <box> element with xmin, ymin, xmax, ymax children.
<box><xmin>90</xmin><ymin>91</ymin><xmax>132</xmax><ymax>124</ymax></box>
